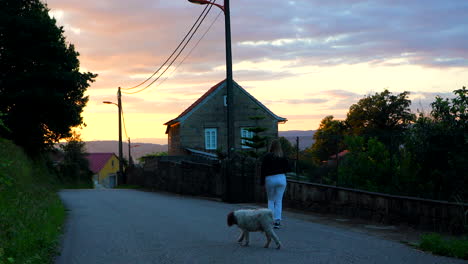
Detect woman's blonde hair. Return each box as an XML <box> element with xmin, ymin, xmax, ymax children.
<box><xmin>269</xmin><ymin>139</ymin><xmax>283</xmax><ymax>157</ymax></box>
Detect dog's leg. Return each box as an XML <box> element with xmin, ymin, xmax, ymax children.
<box><xmin>237</xmin><ymin>230</ymin><xmax>245</xmax><ymax>244</ymax></box>
<box><xmin>263</xmin><ymin>232</ymin><xmax>272</xmax><ymax>248</ymax></box>
<box><xmin>242</xmin><ymin>231</ymin><xmax>250</xmax><ymax>247</ymax></box>
<box><xmin>265</xmin><ymin>228</ymin><xmax>281</xmax><ymax>249</ymax></box>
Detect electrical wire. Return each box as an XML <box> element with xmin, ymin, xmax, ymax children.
<box><xmin>160</xmin><ymin>14</ymin><xmax>222</xmax><ymax>87</ymax></box>
<box><xmin>120</xmin><ymin>106</ymin><xmax>129</xmax><ymax>139</ymax></box>
<box><xmin>122</xmin><ymin>1</ymin><xmax>216</xmax><ymax>95</ymax></box>
<box><xmin>120</xmin><ymin>1</ymin><xmax>214</xmax><ymax>90</ymax></box>
<box><xmin>151</xmin><ymin>10</ymin><xmax>223</xmax><ymax>89</ymax></box>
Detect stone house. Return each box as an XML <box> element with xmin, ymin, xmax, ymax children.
<box><xmin>164</xmin><ymin>79</ymin><xmax>287</xmax><ymax>157</ymax></box>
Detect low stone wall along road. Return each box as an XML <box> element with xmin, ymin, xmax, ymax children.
<box><xmin>55</xmin><ymin>189</ymin><xmax>467</xmax><ymax>264</ymax></box>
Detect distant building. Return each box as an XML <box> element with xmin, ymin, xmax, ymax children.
<box><xmin>164</xmin><ymin>79</ymin><xmax>287</xmax><ymax>158</ymax></box>
<box><xmin>86</xmin><ymin>153</ymin><xmax>119</xmax><ymax>188</ymax></box>
<box><xmin>324</xmin><ymin>150</ymin><xmax>350</xmax><ymax>167</ymax></box>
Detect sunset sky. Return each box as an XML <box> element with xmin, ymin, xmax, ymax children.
<box><xmin>46</xmin><ymin>0</ymin><xmax>468</xmax><ymax>144</ymax></box>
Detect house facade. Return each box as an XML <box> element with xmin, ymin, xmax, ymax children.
<box><xmin>164</xmin><ymin>79</ymin><xmax>287</xmax><ymax>157</ymax></box>
<box><xmin>86</xmin><ymin>153</ymin><xmax>120</xmax><ymax>188</ymax></box>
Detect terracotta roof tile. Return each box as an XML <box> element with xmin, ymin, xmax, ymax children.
<box><xmin>86</xmin><ymin>153</ymin><xmax>116</xmax><ymax>174</ymax></box>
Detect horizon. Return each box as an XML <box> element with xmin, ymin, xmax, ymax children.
<box><xmin>82</xmin><ymin>129</ymin><xmax>317</xmax><ymax>144</ymax></box>
<box><xmin>46</xmin><ymin>0</ymin><xmax>467</xmax><ymax>142</ymax></box>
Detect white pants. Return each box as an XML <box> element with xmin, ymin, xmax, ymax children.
<box><xmin>265</xmin><ymin>174</ymin><xmax>287</xmax><ymax>221</ymax></box>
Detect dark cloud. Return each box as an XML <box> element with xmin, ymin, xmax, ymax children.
<box><xmin>48</xmin><ymin>0</ymin><xmax>468</xmax><ymax>77</ymax></box>
<box><xmin>46</xmin><ymin>0</ymin><xmax>468</xmax><ymax>102</ymax></box>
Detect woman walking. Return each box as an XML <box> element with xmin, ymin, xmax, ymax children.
<box><xmin>261</xmin><ymin>139</ymin><xmax>290</xmax><ymax>228</ymax></box>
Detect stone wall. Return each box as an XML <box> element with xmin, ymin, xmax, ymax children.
<box><xmin>127</xmin><ymin>157</ymin><xmax>467</xmax><ymax>234</ymax></box>
<box><xmin>255</xmin><ymin>178</ymin><xmax>467</xmax><ymax>234</ymax></box>
<box><xmin>127</xmin><ymin>156</ymin><xmax>223</xmax><ymax>197</ymax></box>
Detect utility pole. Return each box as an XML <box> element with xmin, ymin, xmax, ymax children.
<box><xmin>224</xmin><ymin>0</ymin><xmax>234</xmax><ymax>202</ymax></box>
<box><xmin>296</xmin><ymin>136</ymin><xmax>299</xmax><ymax>176</ymax></box>
<box><xmin>128</xmin><ymin>137</ymin><xmax>133</xmax><ymax>167</ymax></box>
<box><xmin>225</xmin><ymin>0</ymin><xmax>234</xmax><ymax>160</ymax></box>
<box><xmin>187</xmin><ymin>0</ymin><xmax>234</xmax><ymax>202</ymax></box>
<box><xmin>118</xmin><ymin>87</ymin><xmax>124</xmax><ymax>185</ymax></box>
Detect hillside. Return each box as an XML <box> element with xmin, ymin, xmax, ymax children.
<box><xmin>84</xmin><ymin>141</ymin><xmax>168</xmax><ymax>162</ymax></box>
<box><xmin>279</xmin><ymin>130</ymin><xmax>315</xmax><ymax>150</ymax></box>
<box><xmin>83</xmin><ymin>130</ymin><xmax>315</xmax><ymax>161</ymax></box>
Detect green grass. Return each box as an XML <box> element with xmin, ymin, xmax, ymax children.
<box><xmin>419</xmin><ymin>233</ymin><xmax>468</xmax><ymax>260</ymax></box>
<box><xmin>0</xmin><ymin>138</ymin><xmax>66</xmax><ymax>264</ymax></box>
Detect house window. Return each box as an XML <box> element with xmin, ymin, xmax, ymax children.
<box><xmin>241</xmin><ymin>128</ymin><xmax>254</xmax><ymax>149</ymax></box>
<box><xmin>205</xmin><ymin>128</ymin><xmax>217</xmax><ymax>150</ymax></box>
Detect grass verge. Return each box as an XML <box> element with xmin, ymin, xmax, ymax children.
<box><xmin>418</xmin><ymin>233</ymin><xmax>468</xmax><ymax>260</ymax></box>
<box><xmin>0</xmin><ymin>138</ymin><xmax>66</xmax><ymax>264</ymax></box>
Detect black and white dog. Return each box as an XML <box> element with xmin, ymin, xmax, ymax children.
<box><xmin>227</xmin><ymin>208</ymin><xmax>281</xmax><ymax>249</ymax></box>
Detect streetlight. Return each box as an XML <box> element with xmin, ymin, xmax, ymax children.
<box><xmin>188</xmin><ymin>0</ymin><xmax>234</xmax><ymax>202</ymax></box>
<box><xmin>188</xmin><ymin>0</ymin><xmax>234</xmax><ymax>159</ymax></box>
<box><xmin>188</xmin><ymin>0</ymin><xmax>225</xmax><ymax>11</ymax></box>
<box><xmin>103</xmin><ymin>87</ymin><xmax>124</xmax><ymax>185</ymax></box>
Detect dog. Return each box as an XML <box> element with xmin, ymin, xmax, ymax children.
<box><xmin>227</xmin><ymin>208</ymin><xmax>281</xmax><ymax>249</ymax></box>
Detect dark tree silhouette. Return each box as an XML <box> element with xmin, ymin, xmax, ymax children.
<box><xmin>0</xmin><ymin>0</ymin><xmax>96</xmax><ymax>154</ymax></box>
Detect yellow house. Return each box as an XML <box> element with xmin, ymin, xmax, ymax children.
<box><xmin>86</xmin><ymin>153</ymin><xmax>120</xmax><ymax>188</ymax></box>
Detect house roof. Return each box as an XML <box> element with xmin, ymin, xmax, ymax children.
<box><xmin>164</xmin><ymin>79</ymin><xmax>287</xmax><ymax>127</ymax></box>
<box><xmin>328</xmin><ymin>150</ymin><xmax>350</xmax><ymax>160</ymax></box>
<box><xmin>86</xmin><ymin>153</ymin><xmax>117</xmax><ymax>174</ymax></box>
<box><xmin>186</xmin><ymin>148</ymin><xmax>218</xmax><ymax>160</ymax></box>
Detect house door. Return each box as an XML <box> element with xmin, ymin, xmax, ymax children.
<box><xmin>109</xmin><ymin>175</ymin><xmax>116</xmax><ymax>188</ymax></box>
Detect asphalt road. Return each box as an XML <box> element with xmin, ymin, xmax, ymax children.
<box><xmin>55</xmin><ymin>189</ymin><xmax>467</xmax><ymax>264</ymax></box>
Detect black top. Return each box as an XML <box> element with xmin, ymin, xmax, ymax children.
<box><xmin>260</xmin><ymin>153</ymin><xmax>290</xmax><ymax>185</ymax></box>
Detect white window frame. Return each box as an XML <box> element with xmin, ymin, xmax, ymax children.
<box><xmin>241</xmin><ymin>127</ymin><xmax>254</xmax><ymax>149</ymax></box>
<box><xmin>204</xmin><ymin>128</ymin><xmax>217</xmax><ymax>150</ymax></box>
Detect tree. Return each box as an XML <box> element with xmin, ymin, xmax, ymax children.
<box><xmin>345</xmin><ymin>90</ymin><xmax>414</xmax><ymax>146</ymax></box>
<box><xmin>338</xmin><ymin>136</ymin><xmax>393</xmax><ymax>192</ymax></box>
<box><xmin>138</xmin><ymin>152</ymin><xmax>168</xmax><ymax>165</ymax></box>
<box><xmin>401</xmin><ymin>87</ymin><xmax>468</xmax><ymax>201</ymax></box>
<box><xmin>0</xmin><ymin>112</ymin><xmax>9</xmax><ymax>133</ymax></box>
<box><xmin>58</xmin><ymin>131</ymin><xmax>92</xmax><ymax>186</ymax></box>
<box><xmin>0</xmin><ymin>0</ymin><xmax>97</xmax><ymax>154</ymax></box>
<box><xmin>240</xmin><ymin>111</ymin><xmax>269</xmax><ymax>159</ymax></box>
<box><xmin>278</xmin><ymin>136</ymin><xmax>295</xmax><ymax>159</ymax></box>
<box><xmin>310</xmin><ymin>115</ymin><xmax>346</xmax><ymax>163</ymax></box>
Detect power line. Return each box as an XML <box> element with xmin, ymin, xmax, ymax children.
<box><xmin>120</xmin><ymin>104</ymin><xmax>129</xmax><ymax>139</ymax></box>
<box><xmin>120</xmin><ymin>0</ymin><xmax>215</xmax><ymax>91</ymax></box>
<box><xmin>154</xmin><ymin>10</ymin><xmax>223</xmax><ymax>88</ymax></box>
<box><xmin>122</xmin><ymin>1</ymin><xmax>216</xmax><ymax>95</ymax></box>
<box><xmin>137</xmin><ymin>10</ymin><xmax>222</xmax><ymax>91</ymax></box>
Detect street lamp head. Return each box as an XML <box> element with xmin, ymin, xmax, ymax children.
<box><xmin>103</xmin><ymin>101</ymin><xmax>119</xmax><ymax>107</ymax></box>
<box><xmin>187</xmin><ymin>0</ymin><xmax>225</xmax><ymax>12</ymax></box>
<box><xmin>188</xmin><ymin>0</ymin><xmax>207</xmax><ymax>5</ymax></box>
